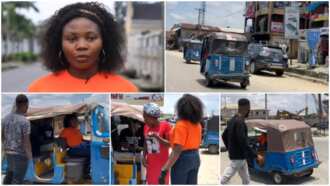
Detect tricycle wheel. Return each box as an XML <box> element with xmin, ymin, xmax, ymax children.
<box><xmin>304</xmin><ymin>169</ymin><xmax>313</xmax><ymax>177</ymax></box>
<box><xmin>208</xmin><ymin>144</ymin><xmax>219</xmax><ymax>154</ymax></box>
<box><xmin>275</xmin><ymin>70</ymin><xmax>284</xmax><ymax>76</ymax></box>
<box><xmin>250</xmin><ymin>61</ymin><xmax>258</xmax><ymax>74</ymax></box>
<box><xmin>272</xmin><ymin>172</ymin><xmax>286</xmax><ymax>184</ymax></box>
<box><xmin>205</xmin><ymin>78</ymin><xmax>215</xmax><ymax>87</ymax></box>
<box><xmin>240</xmin><ymin>80</ymin><xmax>248</xmax><ymax>89</ymax></box>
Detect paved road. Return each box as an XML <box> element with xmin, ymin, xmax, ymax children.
<box><xmin>2</xmin><ymin>62</ymin><xmax>48</xmax><ymax>92</ymax></box>
<box><xmin>199</xmin><ymin>149</ymin><xmax>220</xmax><ymax>184</ymax></box>
<box><xmin>220</xmin><ymin>136</ymin><xmax>329</xmax><ymax>185</ymax></box>
<box><xmin>165</xmin><ymin>50</ymin><xmax>328</xmax><ymax>92</ymax></box>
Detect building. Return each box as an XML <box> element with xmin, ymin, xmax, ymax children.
<box><xmin>245</xmin><ymin>2</ymin><xmax>310</xmax><ymax>58</ymax></box>
<box><xmin>221</xmin><ymin>104</ymin><xmax>270</xmax><ymax>122</ymax></box>
<box><xmin>115</xmin><ymin>2</ymin><xmax>164</xmax><ymax>90</ymax></box>
<box><xmin>167</xmin><ymin>23</ymin><xmax>221</xmax><ymax>49</ymax></box>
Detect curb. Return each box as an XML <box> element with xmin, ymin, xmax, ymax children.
<box><xmin>285</xmin><ymin>71</ymin><xmax>328</xmax><ymax>85</ymax></box>
<box><xmin>2</xmin><ymin>65</ymin><xmax>20</xmax><ymax>72</ymax></box>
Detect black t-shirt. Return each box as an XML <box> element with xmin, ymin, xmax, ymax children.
<box><xmin>119</xmin><ymin>126</ymin><xmax>144</xmax><ymax>152</ymax></box>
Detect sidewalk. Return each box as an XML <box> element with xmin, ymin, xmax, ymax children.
<box><xmin>2</xmin><ymin>61</ymin><xmax>37</xmax><ymax>71</ymax></box>
<box><xmin>286</xmin><ymin>59</ymin><xmax>328</xmax><ymax>84</ymax></box>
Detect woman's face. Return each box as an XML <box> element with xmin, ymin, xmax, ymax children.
<box><xmin>62</xmin><ymin>17</ymin><xmax>103</xmax><ymax>71</ymax></box>
<box><xmin>70</xmin><ymin>117</ymin><xmax>79</xmax><ymax>128</ymax></box>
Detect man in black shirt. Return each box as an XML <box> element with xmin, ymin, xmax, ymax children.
<box><xmin>221</xmin><ymin>98</ymin><xmax>262</xmax><ymax>185</ymax></box>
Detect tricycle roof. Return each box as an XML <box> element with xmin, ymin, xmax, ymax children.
<box><xmin>111</xmin><ymin>102</ymin><xmax>144</xmax><ymax>123</ymax></box>
<box><xmin>26</xmin><ymin>103</ymin><xmax>99</xmax><ymax>121</ymax></box>
<box><xmin>246</xmin><ymin>119</ymin><xmax>310</xmax><ymax>132</ymax></box>
<box><xmin>246</xmin><ymin>119</ymin><xmax>314</xmax><ymax>152</ymax></box>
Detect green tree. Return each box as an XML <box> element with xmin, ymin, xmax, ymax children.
<box><xmin>2</xmin><ymin>2</ymin><xmax>39</xmax><ymax>61</ymax></box>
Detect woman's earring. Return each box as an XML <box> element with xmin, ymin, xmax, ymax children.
<box><xmin>58</xmin><ymin>51</ymin><xmax>65</xmax><ymax>66</ymax></box>
<box><xmin>101</xmin><ymin>49</ymin><xmax>106</xmax><ymax>64</ymax></box>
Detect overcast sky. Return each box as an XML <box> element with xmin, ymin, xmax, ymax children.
<box><xmin>14</xmin><ymin>0</ymin><xmax>115</xmax><ymax>25</ymax></box>
<box><xmin>221</xmin><ymin>94</ymin><xmax>327</xmax><ymax>115</ymax></box>
<box><xmin>166</xmin><ymin>1</ymin><xmax>245</xmax><ymax>30</ymax></box>
<box><xmin>2</xmin><ymin>94</ymin><xmax>109</xmax><ymax>116</ymax></box>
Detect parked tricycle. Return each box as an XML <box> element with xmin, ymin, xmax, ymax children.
<box><xmin>111</xmin><ymin>102</ymin><xmax>146</xmax><ymax>184</ymax></box>
<box><xmin>201</xmin><ymin>115</ymin><xmax>219</xmax><ymax>154</ymax></box>
<box><xmin>183</xmin><ymin>39</ymin><xmax>203</xmax><ymax>63</ymax></box>
<box><xmin>2</xmin><ymin>103</ymin><xmax>110</xmax><ymax>184</ymax></box>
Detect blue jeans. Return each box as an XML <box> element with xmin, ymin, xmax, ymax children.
<box><xmin>171</xmin><ymin>150</ymin><xmax>200</xmax><ymax>184</ymax></box>
<box><xmin>4</xmin><ymin>154</ymin><xmax>28</xmax><ymax>184</ymax></box>
<box><xmin>68</xmin><ymin>141</ymin><xmax>90</xmax><ymax>157</ymax></box>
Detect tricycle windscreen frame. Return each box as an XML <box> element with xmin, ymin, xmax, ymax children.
<box><xmin>210</xmin><ymin>39</ymin><xmax>248</xmax><ymax>56</ymax></box>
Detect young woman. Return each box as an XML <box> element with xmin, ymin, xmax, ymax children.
<box><xmin>159</xmin><ymin>94</ymin><xmax>203</xmax><ymax>184</ymax></box>
<box><xmin>60</xmin><ymin>114</ymin><xmax>90</xmax><ymax>157</ymax></box>
<box><xmin>28</xmin><ymin>2</ymin><xmax>138</xmax><ymax>92</ymax></box>
<box><xmin>142</xmin><ymin>103</ymin><xmax>171</xmax><ymax>184</ymax></box>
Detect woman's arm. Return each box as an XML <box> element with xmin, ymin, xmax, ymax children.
<box><xmin>162</xmin><ymin>144</ymin><xmax>183</xmax><ymax>171</ymax></box>
<box><xmin>158</xmin><ymin>144</ymin><xmax>183</xmax><ymax>184</ymax></box>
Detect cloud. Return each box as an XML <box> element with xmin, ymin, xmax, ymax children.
<box><xmin>169</xmin><ymin>13</ymin><xmax>187</xmax><ymax>21</ymax></box>
<box><xmin>221</xmin><ymin>94</ymin><xmax>323</xmax><ymax>115</ymax></box>
<box><xmin>166</xmin><ymin>2</ymin><xmax>245</xmax><ymax>30</ymax></box>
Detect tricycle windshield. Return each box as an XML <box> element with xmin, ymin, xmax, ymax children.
<box><xmin>292</xmin><ymin>130</ymin><xmax>309</xmax><ymax>148</ymax></box>
<box><xmin>190</xmin><ymin>43</ymin><xmax>202</xmax><ymax>49</ymax></box>
<box><xmin>211</xmin><ymin>39</ymin><xmax>248</xmax><ymax>55</ymax></box>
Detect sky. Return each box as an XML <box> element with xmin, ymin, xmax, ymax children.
<box><xmin>2</xmin><ymin>94</ymin><xmax>109</xmax><ymax>116</ymax></box>
<box><xmin>14</xmin><ymin>0</ymin><xmax>115</xmax><ymax>25</ymax></box>
<box><xmin>162</xmin><ymin>93</ymin><xmax>219</xmax><ymax>116</ymax></box>
<box><xmin>166</xmin><ymin>1</ymin><xmax>245</xmax><ymax>30</ymax></box>
<box><xmin>221</xmin><ymin>94</ymin><xmax>327</xmax><ymax>115</ymax></box>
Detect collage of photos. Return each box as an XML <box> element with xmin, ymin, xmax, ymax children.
<box><xmin>0</xmin><ymin>0</ymin><xmax>329</xmax><ymax>186</ymax></box>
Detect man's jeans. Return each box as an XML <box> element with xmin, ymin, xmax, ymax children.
<box><xmin>221</xmin><ymin>159</ymin><xmax>250</xmax><ymax>185</ymax></box>
<box><xmin>4</xmin><ymin>154</ymin><xmax>29</xmax><ymax>184</ymax></box>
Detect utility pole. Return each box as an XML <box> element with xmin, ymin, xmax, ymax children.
<box><xmin>265</xmin><ymin>94</ymin><xmax>268</xmax><ymax>119</ymax></box>
<box><xmin>196</xmin><ymin>2</ymin><xmax>206</xmax><ymax>26</ymax></box>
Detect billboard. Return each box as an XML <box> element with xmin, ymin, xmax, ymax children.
<box><xmin>285</xmin><ymin>7</ymin><xmax>300</xmax><ymax>39</ymax></box>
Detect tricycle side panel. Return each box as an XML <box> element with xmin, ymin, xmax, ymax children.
<box><xmin>202</xmin><ymin>131</ymin><xmax>219</xmax><ymax>147</ymax></box>
<box><xmin>253</xmin><ymin>147</ymin><xmax>319</xmax><ymax>175</ymax></box>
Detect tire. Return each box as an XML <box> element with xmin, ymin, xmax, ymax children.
<box><xmin>275</xmin><ymin>70</ymin><xmax>284</xmax><ymax>76</ymax></box>
<box><xmin>304</xmin><ymin>169</ymin><xmax>313</xmax><ymax>177</ymax></box>
<box><xmin>205</xmin><ymin>77</ymin><xmax>214</xmax><ymax>87</ymax></box>
<box><xmin>208</xmin><ymin>144</ymin><xmax>219</xmax><ymax>154</ymax></box>
<box><xmin>240</xmin><ymin>79</ymin><xmax>248</xmax><ymax>89</ymax></box>
<box><xmin>272</xmin><ymin>172</ymin><xmax>286</xmax><ymax>184</ymax></box>
<box><xmin>250</xmin><ymin>61</ymin><xmax>258</xmax><ymax>74</ymax></box>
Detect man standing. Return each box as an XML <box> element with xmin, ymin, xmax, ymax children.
<box><xmin>2</xmin><ymin>94</ymin><xmax>32</xmax><ymax>184</ymax></box>
<box><xmin>221</xmin><ymin>98</ymin><xmax>261</xmax><ymax>185</ymax></box>
<box><xmin>142</xmin><ymin>103</ymin><xmax>171</xmax><ymax>184</ymax></box>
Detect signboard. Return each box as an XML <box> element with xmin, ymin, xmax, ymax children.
<box><xmin>271</xmin><ymin>22</ymin><xmax>284</xmax><ymax>32</ymax></box>
<box><xmin>285</xmin><ymin>7</ymin><xmax>300</xmax><ymax>39</ymax></box>
<box><xmin>245</xmin><ymin>2</ymin><xmax>255</xmax><ymax>18</ymax></box>
<box><xmin>111</xmin><ymin>94</ymin><xmax>164</xmax><ymax>106</ymax></box>
<box><xmin>306</xmin><ymin>30</ymin><xmax>321</xmax><ymax>67</ymax></box>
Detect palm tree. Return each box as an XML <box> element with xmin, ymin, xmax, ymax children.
<box><xmin>2</xmin><ymin>2</ymin><xmax>39</xmax><ymax>61</ymax></box>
